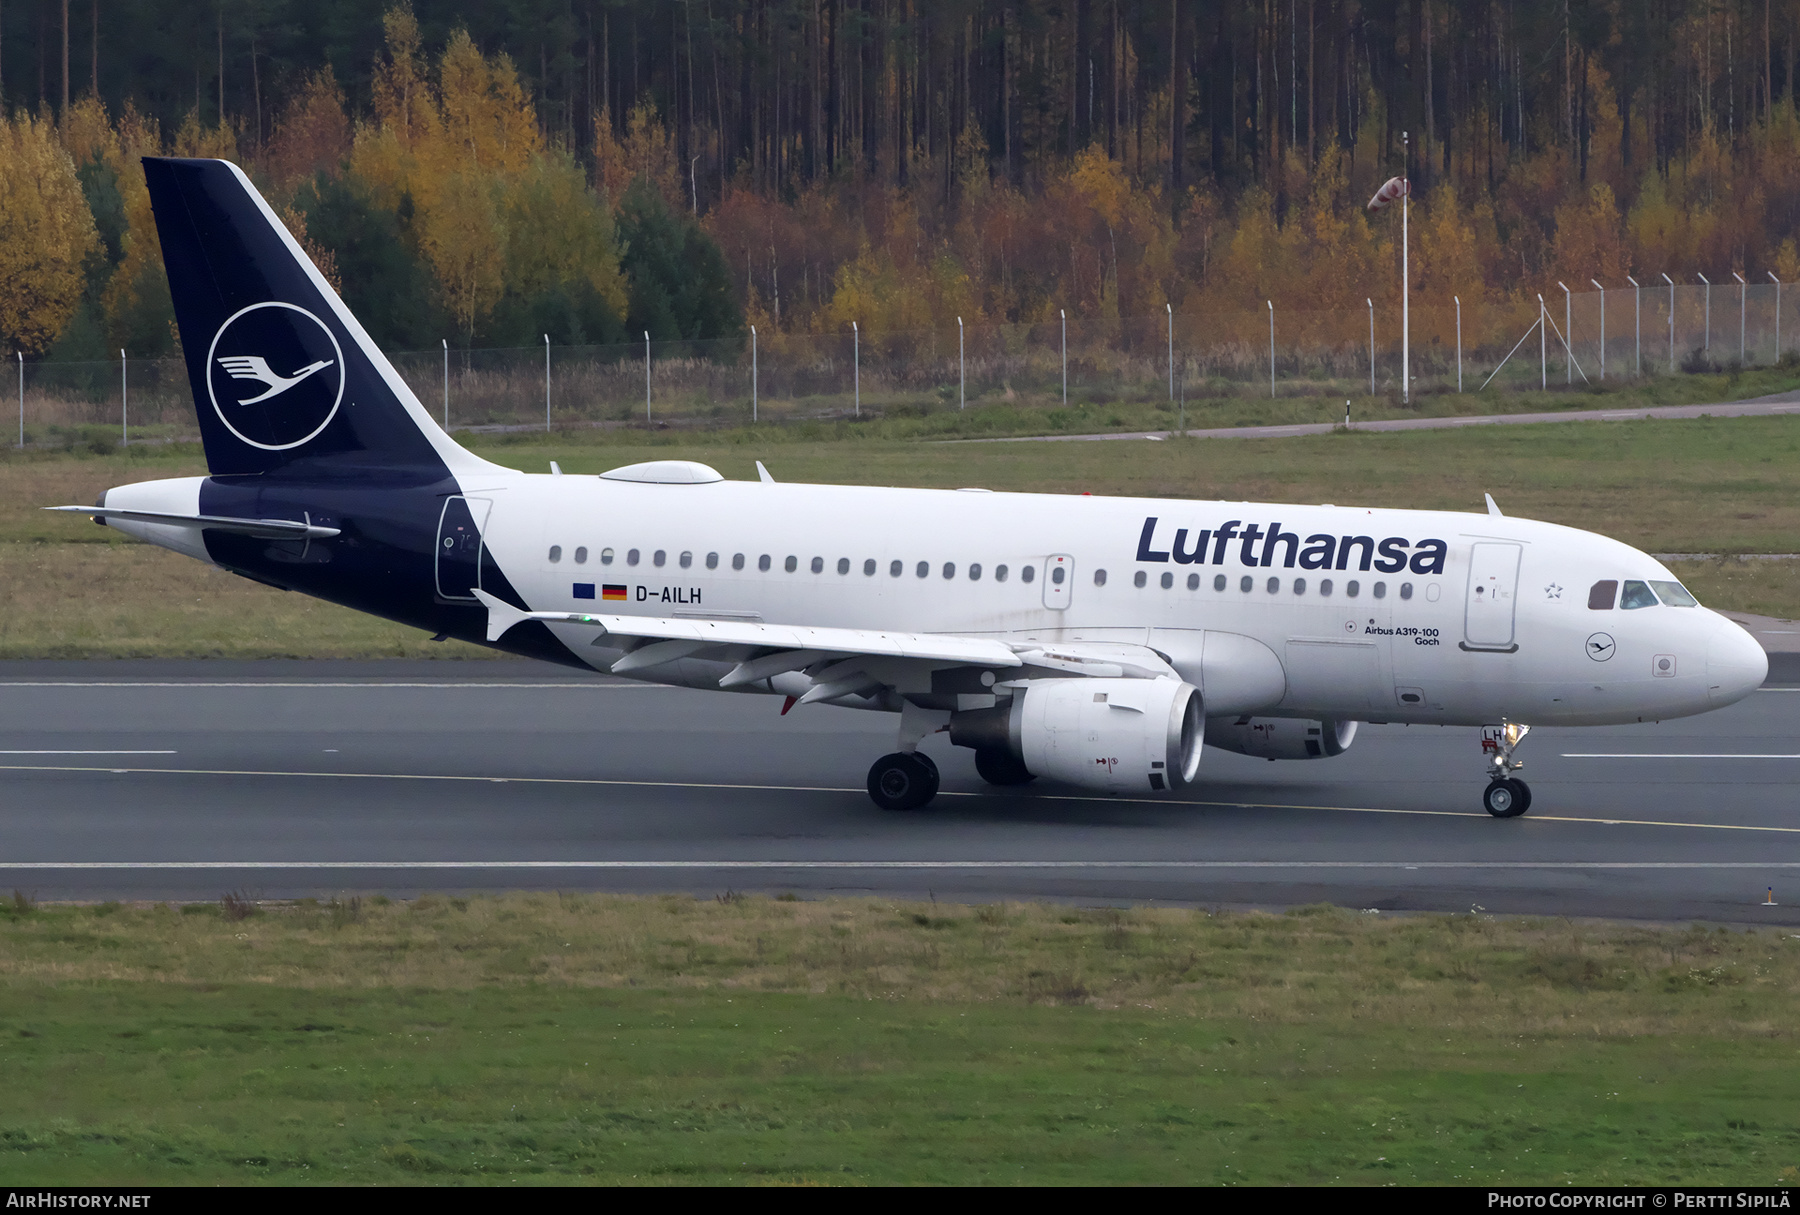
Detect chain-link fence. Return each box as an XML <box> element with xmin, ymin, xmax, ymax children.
<box><xmin>10</xmin><ymin>283</ymin><xmax>1793</xmax><ymax>443</ymax></box>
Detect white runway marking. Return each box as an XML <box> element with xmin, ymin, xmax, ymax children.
<box><xmin>0</xmin><ymin>682</ymin><xmax>646</xmax><ymax>689</ymax></box>
<box><xmin>1563</xmin><ymin>753</ymin><xmax>1800</xmax><ymax>759</ymax></box>
<box><xmin>2</xmin><ymin>761</ymin><xmax>1798</xmax><ymax>834</ymax></box>
<box><xmin>1</xmin><ymin>860</ymin><xmax>1798</xmax><ymax>871</ymax></box>
<box><xmin>0</xmin><ymin>750</ymin><xmax>176</xmax><ymax>755</ymax></box>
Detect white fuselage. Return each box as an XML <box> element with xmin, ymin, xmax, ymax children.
<box><xmin>454</xmin><ymin>475</ymin><xmax>1762</xmax><ymax>728</ymax></box>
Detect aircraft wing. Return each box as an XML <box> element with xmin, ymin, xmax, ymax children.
<box><xmin>473</xmin><ymin>589</ymin><xmax>1177</xmax><ymax>705</ymax></box>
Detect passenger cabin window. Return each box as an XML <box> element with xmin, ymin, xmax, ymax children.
<box><xmin>705</xmin><ymin>552</ymin><xmax>719</xmax><ymax>569</ymax></box>
<box><xmin>548</xmin><ymin>545</ymin><xmax>562</xmax><ymax>562</ymax></box>
<box><xmin>969</xmin><ymin>564</ymin><xmax>982</xmax><ymax>581</ymax></box>
<box><xmin>837</xmin><ymin>558</ymin><xmax>850</xmax><ymax>575</ymax></box>
<box><xmin>758</xmin><ymin>554</ymin><xmax>771</xmax><ymax>571</ymax></box>
<box><xmin>679</xmin><ymin>551</ymin><xmax>692</xmax><ymax>568</ymax></box>
<box><xmin>574</xmin><ymin>547</ymin><xmax>587</xmax><ymax>564</ymax></box>
<box><xmin>1266</xmin><ymin>577</ymin><xmax>1279</xmax><ymax>593</ymax></box>
<box><xmin>1373</xmin><ymin>582</ymin><xmax>1387</xmax><ymax>599</ymax></box>
<box><xmin>1161</xmin><ymin>572</ymin><xmax>1174</xmax><ymax>589</ymax></box>
<box><xmin>1399</xmin><ymin>582</ymin><xmax>1412</xmax><ymax>600</ymax></box>
<box><xmin>653</xmin><ymin>550</ymin><xmax>666</xmax><ymax>567</ymax></box>
<box><xmin>1094</xmin><ymin>569</ymin><xmax>1108</xmax><ymax>587</ymax></box>
<box><xmin>1650</xmin><ymin>580</ymin><xmax>1698</xmax><ymax>607</ymax></box>
<box><xmin>731</xmin><ymin>553</ymin><xmax>744</xmax><ymax>570</ymax></box>
<box><xmin>1214</xmin><ymin>574</ymin><xmax>1227</xmax><ymax>591</ymax></box>
<box><xmin>785</xmin><ymin>556</ymin><xmax>799</xmax><ymax>572</ymax></box>
<box><xmin>995</xmin><ymin>565</ymin><xmax>1009</xmax><ymax>582</ymax></box>
<box><xmin>810</xmin><ymin>557</ymin><xmax>824</xmax><ymax>573</ymax></box>
<box><xmin>600</xmin><ymin>548</ymin><xmax>615</xmax><ymax>565</ymax></box>
<box><xmin>890</xmin><ymin>560</ymin><xmax>903</xmax><ymax>577</ymax></box>
<box><xmin>1320</xmin><ymin>579</ymin><xmax>1333</xmax><ymax>596</ymax></box>
<box><xmin>1588</xmin><ymin>580</ymin><xmax>1618</xmax><ymax>610</ymax></box>
<box><xmin>1133</xmin><ymin>571</ymin><xmax>1146</xmax><ymax>588</ymax></box>
<box><xmin>1240</xmin><ymin>576</ymin><xmax>1253</xmax><ymax>592</ymax></box>
<box><xmin>943</xmin><ymin>563</ymin><xmax>956</xmax><ymax>579</ymax></box>
<box><xmin>1051</xmin><ymin>566</ymin><xmax>1066</xmax><ymax>585</ymax></box>
<box><xmin>1620</xmin><ymin>580</ymin><xmax>1659</xmax><ymax>610</ymax></box>
<box><xmin>864</xmin><ymin>559</ymin><xmax>876</xmax><ymax>576</ymax></box>
<box><xmin>916</xmin><ymin>561</ymin><xmax>930</xmax><ymax>578</ymax></box>
<box><xmin>1346</xmin><ymin>580</ymin><xmax>1360</xmax><ymax>597</ymax></box>
<box><xmin>1186</xmin><ymin>573</ymin><xmax>1200</xmax><ymax>590</ymax></box>
<box><xmin>627</xmin><ymin>549</ymin><xmax>640</xmax><ymax>566</ymax></box>
<box><xmin>1021</xmin><ymin>565</ymin><xmax>1035</xmax><ymax>583</ymax></box>
<box><xmin>1294</xmin><ymin>578</ymin><xmax>1307</xmax><ymax>595</ymax></box>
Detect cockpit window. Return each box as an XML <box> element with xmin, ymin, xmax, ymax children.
<box><xmin>1587</xmin><ymin>580</ymin><xmax>1618</xmax><ymax>610</ymax></box>
<box><xmin>1648</xmin><ymin>580</ymin><xmax>1698</xmax><ymax>607</ymax></box>
<box><xmin>1619</xmin><ymin>579</ymin><xmax>1659</xmax><ymax>610</ymax></box>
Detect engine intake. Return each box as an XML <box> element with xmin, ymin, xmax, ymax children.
<box><xmin>949</xmin><ymin>678</ymin><xmax>1203</xmax><ymax>793</ymax></box>
<box><xmin>1206</xmin><ymin>716</ymin><xmax>1358</xmax><ymax>760</ymax></box>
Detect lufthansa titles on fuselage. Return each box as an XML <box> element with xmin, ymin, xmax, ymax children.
<box><xmin>1134</xmin><ymin>516</ymin><xmax>1448</xmax><ymax>575</ymax></box>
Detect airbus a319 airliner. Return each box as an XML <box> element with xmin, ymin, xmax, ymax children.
<box><xmin>53</xmin><ymin>158</ymin><xmax>1769</xmax><ymax>816</ymax></box>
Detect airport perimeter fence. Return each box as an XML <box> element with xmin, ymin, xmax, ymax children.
<box><xmin>10</xmin><ymin>281</ymin><xmax>1793</xmax><ymax>443</ymax></box>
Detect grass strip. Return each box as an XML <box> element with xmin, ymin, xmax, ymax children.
<box><xmin>1</xmin><ymin>894</ymin><xmax>1798</xmax><ymax>1185</ymax></box>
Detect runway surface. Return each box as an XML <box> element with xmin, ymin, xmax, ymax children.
<box><xmin>2</xmin><ymin>658</ymin><xmax>1799</xmax><ymax>922</ymax></box>
<box><xmin>962</xmin><ymin>387</ymin><xmax>1800</xmax><ymax>443</ymax></box>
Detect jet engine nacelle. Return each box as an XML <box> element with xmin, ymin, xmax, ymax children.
<box><xmin>949</xmin><ymin>677</ymin><xmax>1204</xmax><ymax>793</ymax></box>
<box><xmin>1206</xmin><ymin>716</ymin><xmax>1358</xmax><ymax>760</ymax></box>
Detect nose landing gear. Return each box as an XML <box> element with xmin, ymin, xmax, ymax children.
<box><xmin>1481</xmin><ymin>721</ymin><xmax>1532</xmax><ymax>817</ymax></box>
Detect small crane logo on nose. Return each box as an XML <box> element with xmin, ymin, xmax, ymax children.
<box><xmin>1586</xmin><ymin>632</ymin><xmax>1616</xmax><ymax>661</ymax></box>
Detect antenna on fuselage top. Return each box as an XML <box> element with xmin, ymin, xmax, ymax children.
<box><xmin>1485</xmin><ymin>493</ymin><xmax>1503</xmax><ymax>517</ymax></box>
<box><xmin>756</xmin><ymin>461</ymin><xmax>775</xmax><ymax>484</ymax></box>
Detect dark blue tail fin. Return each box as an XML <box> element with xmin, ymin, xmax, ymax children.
<box><xmin>145</xmin><ymin>157</ymin><xmax>490</xmax><ymax>479</ymax></box>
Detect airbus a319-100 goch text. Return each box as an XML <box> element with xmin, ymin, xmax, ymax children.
<box><xmin>51</xmin><ymin>158</ymin><xmax>1769</xmax><ymax>816</ymax></box>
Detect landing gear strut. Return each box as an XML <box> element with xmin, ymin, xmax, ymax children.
<box><xmin>1481</xmin><ymin>721</ymin><xmax>1532</xmax><ymax>817</ymax></box>
<box><xmin>868</xmin><ymin>751</ymin><xmax>940</xmax><ymax>811</ymax></box>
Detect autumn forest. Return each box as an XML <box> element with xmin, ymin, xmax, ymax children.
<box><xmin>3</xmin><ymin>0</ymin><xmax>1800</xmax><ymax>378</ymax></box>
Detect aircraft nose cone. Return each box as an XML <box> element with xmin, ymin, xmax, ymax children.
<box><xmin>1706</xmin><ymin>619</ymin><xmax>1768</xmax><ymax>707</ymax></box>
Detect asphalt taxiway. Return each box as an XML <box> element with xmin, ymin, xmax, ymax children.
<box><xmin>2</xmin><ymin>658</ymin><xmax>1798</xmax><ymax>921</ymax></box>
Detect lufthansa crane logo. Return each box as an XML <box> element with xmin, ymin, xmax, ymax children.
<box><xmin>205</xmin><ymin>301</ymin><xmax>345</xmax><ymax>450</ymax></box>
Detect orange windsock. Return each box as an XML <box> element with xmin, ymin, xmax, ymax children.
<box><xmin>1367</xmin><ymin>176</ymin><xmax>1409</xmax><ymax>210</ymax></box>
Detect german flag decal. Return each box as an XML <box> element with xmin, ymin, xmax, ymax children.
<box><xmin>602</xmin><ymin>584</ymin><xmax>628</xmax><ymax>601</ymax></box>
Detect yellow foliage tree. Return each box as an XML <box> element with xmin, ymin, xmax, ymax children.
<box><xmin>504</xmin><ymin>152</ymin><xmax>628</xmax><ymax>321</ymax></box>
<box><xmin>266</xmin><ymin>67</ymin><xmax>351</xmax><ymax>192</ymax></box>
<box><xmin>420</xmin><ymin>171</ymin><xmax>506</xmax><ymax>343</ymax></box>
<box><xmin>0</xmin><ymin>113</ymin><xmax>98</xmax><ymax>354</ymax></box>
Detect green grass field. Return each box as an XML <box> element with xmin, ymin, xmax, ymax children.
<box><xmin>5</xmin><ymin>408</ymin><xmax>1800</xmax><ymax>657</ymax></box>
<box><xmin>3</xmin><ymin>894</ymin><xmax>1798</xmax><ymax>1185</ymax></box>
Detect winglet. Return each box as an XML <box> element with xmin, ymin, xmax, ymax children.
<box><xmin>472</xmin><ymin>587</ymin><xmax>531</xmax><ymax>642</ymax></box>
<box><xmin>756</xmin><ymin>461</ymin><xmax>775</xmax><ymax>484</ymax></box>
<box><xmin>1485</xmin><ymin>493</ymin><xmax>1503</xmax><ymax>517</ymax></box>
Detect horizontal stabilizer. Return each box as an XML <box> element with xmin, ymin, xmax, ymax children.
<box><xmin>45</xmin><ymin>505</ymin><xmax>341</xmax><ymax>539</ymax></box>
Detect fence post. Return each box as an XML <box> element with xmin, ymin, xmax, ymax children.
<box><xmin>645</xmin><ymin>331</ymin><xmax>651</xmax><ymax>422</ymax></box>
<box><xmin>1590</xmin><ymin>280</ymin><xmax>1605</xmax><ymax>380</ymax></box>
<box><xmin>441</xmin><ymin>339</ymin><xmax>449</xmax><ymax>430</ymax></box>
<box><xmin>751</xmin><ymin>325</ymin><xmax>758</xmax><ymax>422</ymax></box>
<box><xmin>851</xmin><ymin>321</ymin><xmax>859</xmax><ymax>417</ymax></box>
<box><xmin>1059</xmin><ymin>309</ymin><xmax>1067</xmax><ymax>405</ymax></box>
<box><xmin>1538</xmin><ymin>295</ymin><xmax>1547</xmax><ymax>389</ymax></box>
<box><xmin>1267</xmin><ymin>300</ymin><xmax>1275</xmax><ymax>398</ymax></box>
<box><xmin>1698</xmin><ymin>273</ymin><xmax>1711</xmax><ymax>352</ymax></box>
<box><xmin>1366</xmin><ymin>298</ymin><xmax>1375</xmax><ymax>395</ymax></box>
<box><xmin>1558</xmin><ymin>282</ymin><xmax>1572</xmax><ymax>385</ymax></box>
<box><xmin>1454</xmin><ymin>296</ymin><xmax>1463</xmax><ymax>392</ymax></box>
<box><xmin>1764</xmin><ymin>277</ymin><xmax>1778</xmax><ymax>363</ymax></box>
<box><xmin>958</xmin><ymin>316</ymin><xmax>965</xmax><ymax>410</ymax></box>
<box><xmin>1662</xmin><ymin>273</ymin><xmax>1675</xmax><ymax>371</ymax></box>
<box><xmin>543</xmin><ymin>334</ymin><xmax>551</xmax><ymax>432</ymax></box>
<box><xmin>1166</xmin><ymin>302</ymin><xmax>1173</xmax><ymax>400</ymax></box>
<box><xmin>1734</xmin><ymin>272</ymin><xmax>1747</xmax><ymax>363</ymax></box>
<box><xmin>15</xmin><ymin>352</ymin><xmax>21</xmax><ymax>448</ymax></box>
<box><xmin>119</xmin><ymin>349</ymin><xmax>129</xmax><ymax>446</ymax></box>
<box><xmin>1627</xmin><ymin>277</ymin><xmax>1640</xmax><ymax>375</ymax></box>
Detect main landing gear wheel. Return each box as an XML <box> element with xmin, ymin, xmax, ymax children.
<box><xmin>1483</xmin><ymin>778</ymin><xmax>1532</xmax><ymax>818</ymax></box>
<box><xmin>868</xmin><ymin>751</ymin><xmax>940</xmax><ymax>811</ymax></box>
<box><xmin>974</xmin><ymin>747</ymin><xmax>1035</xmax><ymax>787</ymax></box>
